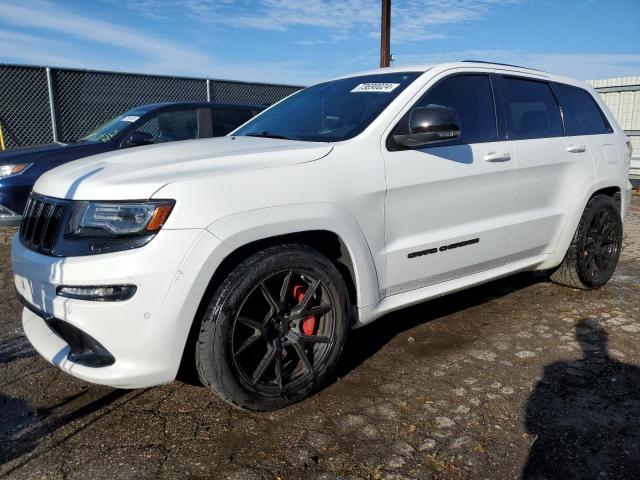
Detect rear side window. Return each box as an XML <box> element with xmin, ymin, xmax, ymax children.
<box><xmin>554</xmin><ymin>84</ymin><xmax>611</xmax><ymax>135</ymax></box>
<box><xmin>135</xmin><ymin>109</ymin><xmax>198</xmax><ymax>143</ymax></box>
<box><xmin>501</xmin><ymin>77</ymin><xmax>563</xmax><ymax>140</ymax></box>
<box><xmin>393</xmin><ymin>74</ymin><xmax>497</xmax><ymax>145</ymax></box>
<box><xmin>212</xmin><ymin>108</ymin><xmax>256</xmax><ymax>136</ymax></box>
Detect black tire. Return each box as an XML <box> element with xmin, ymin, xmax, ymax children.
<box><xmin>550</xmin><ymin>194</ymin><xmax>622</xmax><ymax>290</ymax></box>
<box><xmin>195</xmin><ymin>243</ymin><xmax>350</xmax><ymax>411</ymax></box>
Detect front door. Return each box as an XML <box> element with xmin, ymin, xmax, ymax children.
<box><xmin>382</xmin><ymin>73</ymin><xmax>516</xmax><ymax>296</ymax></box>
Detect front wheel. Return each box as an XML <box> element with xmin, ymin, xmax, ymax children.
<box><xmin>195</xmin><ymin>244</ymin><xmax>350</xmax><ymax>411</ymax></box>
<box><xmin>550</xmin><ymin>194</ymin><xmax>622</xmax><ymax>290</ymax></box>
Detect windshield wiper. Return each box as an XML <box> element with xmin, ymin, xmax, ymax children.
<box><xmin>244</xmin><ymin>131</ymin><xmax>290</xmax><ymax>140</ymax></box>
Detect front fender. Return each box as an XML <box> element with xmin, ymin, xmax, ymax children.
<box><xmin>207</xmin><ymin>202</ymin><xmax>381</xmax><ymax>309</ymax></box>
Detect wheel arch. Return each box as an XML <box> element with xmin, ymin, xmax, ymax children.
<box><xmin>594</xmin><ymin>185</ymin><xmax>622</xmax><ymax>213</ymax></box>
<box><xmin>540</xmin><ymin>182</ymin><xmax>624</xmax><ymax>270</ymax></box>
<box><xmin>174</xmin><ymin>204</ymin><xmax>381</xmax><ymax>382</ymax></box>
<box><xmin>205</xmin><ymin>203</ymin><xmax>381</xmax><ymax>310</ymax></box>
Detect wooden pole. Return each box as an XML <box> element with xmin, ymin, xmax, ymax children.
<box><xmin>380</xmin><ymin>0</ymin><xmax>391</xmax><ymax>67</ymax></box>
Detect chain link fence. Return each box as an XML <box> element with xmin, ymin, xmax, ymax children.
<box><xmin>0</xmin><ymin>64</ymin><xmax>302</xmax><ymax>150</ymax></box>
<box><xmin>209</xmin><ymin>80</ymin><xmax>301</xmax><ymax>106</ymax></box>
<box><xmin>0</xmin><ymin>66</ymin><xmax>53</xmax><ymax>148</ymax></box>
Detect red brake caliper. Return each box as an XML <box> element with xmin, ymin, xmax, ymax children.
<box><xmin>293</xmin><ymin>285</ymin><xmax>316</xmax><ymax>336</ymax></box>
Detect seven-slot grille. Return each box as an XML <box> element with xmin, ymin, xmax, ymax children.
<box><xmin>19</xmin><ymin>196</ymin><xmax>66</xmax><ymax>254</ymax></box>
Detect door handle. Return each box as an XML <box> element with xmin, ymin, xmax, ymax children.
<box><xmin>567</xmin><ymin>144</ymin><xmax>586</xmax><ymax>153</ymax></box>
<box><xmin>484</xmin><ymin>152</ymin><xmax>511</xmax><ymax>162</ymax></box>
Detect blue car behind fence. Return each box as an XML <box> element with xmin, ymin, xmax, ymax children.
<box><xmin>0</xmin><ymin>102</ymin><xmax>263</xmax><ymax>225</ymax></box>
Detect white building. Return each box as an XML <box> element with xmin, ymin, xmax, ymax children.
<box><xmin>587</xmin><ymin>76</ymin><xmax>640</xmax><ymax>156</ymax></box>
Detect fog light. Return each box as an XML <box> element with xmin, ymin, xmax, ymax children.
<box><xmin>57</xmin><ymin>285</ymin><xmax>136</xmax><ymax>302</ymax></box>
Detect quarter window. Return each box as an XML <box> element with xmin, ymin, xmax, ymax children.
<box><xmin>501</xmin><ymin>77</ymin><xmax>563</xmax><ymax>140</ymax></box>
<box><xmin>554</xmin><ymin>84</ymin><xmax>610</xmax><ymax>135</ymax></box>
<box><xmin>393</xmin><ymin>74</ymin><xmax>497</xmax><ymax>146</ymax></box>
<box><xmin>212</xmin><ymin>108</ymin><xmax>256</xmax><ymax>136</ymax></box>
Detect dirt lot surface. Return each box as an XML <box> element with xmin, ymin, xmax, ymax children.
<box><xmin>1</xmin><ymin>197</ymin><xmax>639</xmax><ymax>480</ymax></box>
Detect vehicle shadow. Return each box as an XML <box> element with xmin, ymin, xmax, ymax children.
<box><xmin>336</xmin><ymin>270</ymin><xmax>546</xmax><ymax>377</ymax></box>
<box><xmin>0</xmin><ymin>336</ymin><xmax>38</xmax><ymax>364</ymax></box>
<box><xmin>521</xmin><ymin>319</ymin><xmax>640</xmax><ymax>479</ymax></box>
<box><xmin>0</xmin><ymin>386</ymin><xmax>129</xmax><ymax>469</ymax></box>
<box><xmin>176</xmin><ymin>270</ymin><xmax>547</xmax><ymax>387</ymax></box>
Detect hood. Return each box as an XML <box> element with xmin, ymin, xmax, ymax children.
<box><xmin>34</xmin><ymin>136</ymin><xmax>333</xmax><ymax>200</ymax></box>
<box><xmin>0</xmin><ymin>142</ymin><xmax>107</xmax><ymax>169</ymax></box>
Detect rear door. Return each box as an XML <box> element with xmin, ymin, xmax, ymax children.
<box><xmin>382</xmin><ymin>73</ymin><xmax>516</xmax><ymax>295</ymax></box>
<box><xmin>553</xmin><ymin>83</ymin><xmax>617</xmax><ymax>187</ymax></box>
<box><xmin>497</xmin><ymin>76</ymin><xmax>595</xmax><ymax>260</ymax></box>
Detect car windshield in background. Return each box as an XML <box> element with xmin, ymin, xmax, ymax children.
<box><xmin>234</xmin><ymin>72</ymin><xmax>422</xmax><ymax>142</ymax></box>
<box><xmin>80</xmin><ymin>107</ymin><xmax>153</xmax><ymax>143</ymax></box>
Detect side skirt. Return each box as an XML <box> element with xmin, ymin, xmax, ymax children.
<box><xmin>354</xmin><ymin>254</ymin><xmax>548</xmax><ymax>328</ymax></box>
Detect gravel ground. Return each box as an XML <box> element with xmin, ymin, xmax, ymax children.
<box><xmin>1</xmin><ymin>197</ymin><xmax>639</xmax><ymax>480</ymax></box>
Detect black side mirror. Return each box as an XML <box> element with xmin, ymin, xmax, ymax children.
<box><xmin>393</xmin><ymin>105</ymin><xmax>461</xmax><ymax>148</ymax></box>
<box><xmin>123</xmin><ymin>131</ymin><xmax>154</xmax><ymax>148</ymax></box>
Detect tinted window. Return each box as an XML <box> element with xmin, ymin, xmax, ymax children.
<box><xmin>135</xmin><ymin>109</ymin><xmax>198</xmax><ymax>143</ymax></box>
<box><xmin>234</xmin><ymin>72</ymin><xmax>421</xmax><ymax>142</ymax></box>
<box><xmin>213</xmin><ymin>108</ymin><xmax>255</xmax><ymax>136</ymax></box>
<box><xmin>393</xmin><ymin>75</ymin><xmax>497</xmax><ymax>145</ymax></box>
<box><xmin>80</xmin><ymin>106</ymin><xmax>155</xmax><ymax>143</ymax></box>
<box><xmin>501</xmin><ymin>78</ymin><xmax>563</xmax><ymax>140</ymax></box>
<box><xmin>555</xmin><ymin>84</ymin><xmax>610</xmax><ymax>135</ymax></box>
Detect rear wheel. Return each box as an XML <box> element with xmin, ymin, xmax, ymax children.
<box><xmin>195</xmin><ymin>244</ymin><xmax>350</xmax><ymax>411</ymax></box>
<box><xmin>550</xmin><ymin>194</ymin><xmax>622</xmax><ymax>290</ymax></box>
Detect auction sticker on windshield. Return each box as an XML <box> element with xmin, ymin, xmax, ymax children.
<box><xmin>351</xmin><ymin>83</ymin><xmax>400</xmax><ymax>93</ymax></box>
<box><xmin>121</xmin><ymin>116</ymin><xmax>140</xmax><ymax>122</ymax></box>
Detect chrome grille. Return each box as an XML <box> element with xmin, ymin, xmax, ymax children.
<box><xmin>19</xmin><ymin>196</ymin><xmax>66</xmax><ymax>254</ymax></box>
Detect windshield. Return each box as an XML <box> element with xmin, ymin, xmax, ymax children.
<box><xmin>80</xmin><ymin>106</ymin><xmax>153</xmax><ymax>143</ymax></box>
<box><xmin>234</xmin><ymin>72</ymin><xmax>422</xmax><ymax>142</ymax></box>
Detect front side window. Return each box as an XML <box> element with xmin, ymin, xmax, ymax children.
<box><xmin>501</xmin><ymin>77</ymin><xmax>563</xmax><ymax>140</ymax></box>
<box><xmin>234</xmin><ymin>72</ymin><xmax>422</xmax><ymax>142</ymax></box>
<box><xmin>391</xmin><ymin>74</ymin><xmax>498</xmax><ymax>146</ymax></box>
<box><xmin>554</xmin><ymin>84</ymin><xmax>611</xmax><ymax>136</ymax></box>
<box><xmin>135</xmin><ymin>109</ymin><xmax>198</xmax><ymax>143</ymax></box>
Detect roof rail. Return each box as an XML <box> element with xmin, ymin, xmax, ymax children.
<box><xmin>461</xmin><ymin>60</ymin><xmax>545</xmax><ymax>72</ymax></box>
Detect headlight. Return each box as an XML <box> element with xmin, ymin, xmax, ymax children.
<box><xmin>69</xmin><ymin>201</ymin><xmax>174</xmax><ymax>237</ymax></box>
<box><xmin>0</xmin><ymin>163</ymin><xmax>32</xmax><ymax>179</ymax></box>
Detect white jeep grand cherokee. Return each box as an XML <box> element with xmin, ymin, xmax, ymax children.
<box><xmin>12</xmin><ymin>62</ymin><xmax>633</xmax><ymax>410</ymax></box>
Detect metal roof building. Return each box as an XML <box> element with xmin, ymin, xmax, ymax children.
<box><xmin>587</xmin><ymin>76</ymin><xmax>640</xmax><ymax>155</ymax></box>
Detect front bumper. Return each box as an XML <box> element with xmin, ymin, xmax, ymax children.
<box><xmin>0</xmin><ymin>203</ymin><xmax>21</xmax><ymax>226</ymax></box>
<box><xmin>0</xmin><ymin>181</ymin><xmax>32</xmax><ymax>226</ymax></box>
<box><xmin>13</xmin><ymin>227</ymin><xmax>230</xmax><ymax>388</ymax></box>
<box><xmin>19</xmin><ymin>292</ymin><xmax>115</xmax><ymax>367</ymax></box>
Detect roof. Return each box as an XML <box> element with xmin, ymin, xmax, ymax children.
<box><xmin>328</xmin><ymin>61</ymin><xmax>594</xmax><ymax>91</ymax></box>
<box><xmin>342</xmin><ymin>61</ymin><xmax>550</xmax><ymax>78</ymax></box>
<box><xmin>131</xmin><ymin>101</ymin><xmax>266</xmax><ymax>111</ymax></box>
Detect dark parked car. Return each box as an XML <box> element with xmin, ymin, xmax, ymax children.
<box><xmin>0</xmin><ymin>102</ymin><xmax>264</xmax><ymax>225</ymax></box>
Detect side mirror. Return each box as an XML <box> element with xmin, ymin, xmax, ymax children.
<box><xmin>393</xmin><ymin>105</ymin><xmax>461</xmax><ymax>149</ymax></box>
<box><xmin>123</xmin><ymin>131</ymin><xmax>154</xmax><ymax>148</ymax></box>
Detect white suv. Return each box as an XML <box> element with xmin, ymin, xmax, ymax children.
<box><xmin>12</xmin><ymin>62</ymin><xmax>633</xmax><ymax>410</ymax></box>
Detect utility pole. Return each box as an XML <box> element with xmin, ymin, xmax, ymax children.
<box><xmin>380</xmin><ymin>0</ymin><xmax>391</xmax><ymax>68</ymax></box>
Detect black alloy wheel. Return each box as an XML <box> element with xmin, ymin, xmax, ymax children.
<box><xmin>551</xmin><ymin>194</ymin><xmax>622</xmax><ymax>290</ymax></box>
<box><xmin>195</xmin><ymin>244</ymin><xmax>350</xmax><ymax>411</ymax></box>
<box><xmin>577</xmin><ymin>205</ymin><xmax>621</xmax><ymax>285</ymax></box>
<box><xmin>231</xmin><ymin>269</ymin><xmax>336</xmax><ymax>393</ymax></box>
